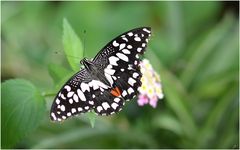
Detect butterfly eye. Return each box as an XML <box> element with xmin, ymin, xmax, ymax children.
<box><xmin>80</xmin><ymin>58</ymin><xmax>87</xmax><ymax>65</ymax></box>
<box><xmin>80</xmin><ymin>59</ymin><xmax>84</xmax><ymax>65</ymax></box>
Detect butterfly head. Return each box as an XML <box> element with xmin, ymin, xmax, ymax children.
<box><xmin>80</xmin><ymin>58</ymin><xmax>94</xmax><ymax>71</ymax></box>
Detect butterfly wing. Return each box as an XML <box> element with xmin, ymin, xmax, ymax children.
<box><xmin>93</xmin><ymin>27</ymin><xmax>151</xmax><ymax>99</ymax></box>
<box><xmin>91</xmin><ymin>27</ymin><xmax>151</xmax><ymax>115</ymax></box>
<box><xmin>50</xmin><ymin>69</ymin><xmax>125</xmax><ymax>120</ymax></box>
<box><xmin>50</xmin><ymin>69</ymin><xmax>94</xmax><ymax>121</ymax></box>
<box><xmin>50</xmin><ymin>27</ymin><xmax>152</xmax><ymax>120</ymax></box>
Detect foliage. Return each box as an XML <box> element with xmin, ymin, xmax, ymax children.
<box><xmin>1</xmin><ymin>1</ymin><xmax>239</xmax><ymax>149</ymax></box>
<box><xmin>1</xmin><ymin>79</ymin><xmax>45</xmax><ymax>148</ymax></box>
<box><xmin>62</xmin><ymin>18</ymin><xmax>84</xmax><ymax>71</ymax></box>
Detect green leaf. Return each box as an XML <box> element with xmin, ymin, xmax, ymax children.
<box><xmin>180</xmin><ymin>14</ymin><xmax>235</xmax><ymax>87</ymax></box>
<box><xmin>196</xmin><ymin>86</ymin><xmax>238</xmax><ymax>148</ymax></box>
<box><xmin>33</xmin><ymin>125</ymin><xmax>157</xmax><ymax>148</ymax></box>
<box><xmin>1</xmin><ymin>79</ymin><xmax>46</xmax><ymax>148</ymax></box>
<box><xmin>62</xmin><ymin>18</ymin><xmax>84</xmax><ymax>71</ymax></box>
<box><xmin>182</xmin><ymin>1</ymin><xmax>221</xmax><ymax>36</ymax></box>
<box><xmin>216</xmin><ymin>103</ymin><xmax>239</xmax><ymax>148</ymax></box>
<box><xmin>165</xmin><ymin>1</ymin><xmax>185</xmax><ymax>60</ymax></box>
<box><xmin>153</xmin><ymin>113</ymin><xmax>183</xmax><ymax>136</ymax></box>
<box><xmin>192</xmin><ymin>21</ymin><xmax>239</xmax><ymax>92</ymax></box>
<box><xmin>48</xmin><ymin>63</ymin><xmax>71</xmax><ymax>85</ymax></box>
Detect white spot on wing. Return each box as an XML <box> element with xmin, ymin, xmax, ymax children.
<box><xmin>112</xmin><ymin>76</ymin><xmax>117</xmax><ymax>80</ymax></box>
<box><xmin>133</xmin><ymin>72</ymin><xmax>139</xmax><ymax>78</ymax></box>
<box><xmin>122</xmin><ymin>37</ymin><xmax>128</xmax><ymax>42</ymax></box>
<box><xmin>137</xmin><ymin>48</ymin><xmax>142</xmax><ymax>52</ymax></box>
<box><xmin>67</xmin><ymin>91</ymin><xmax>74</xmax><ymax>98</ymax></box>
<box><xmin>100</xmin><ymin>87</ymin><xmax>104</xmax><ymax>91</ymax></box>
<box><xmin>71</xmin><ymin>108</ymin><xmax>76</xmax><ymax>113</ymax></box>
<box><xmin>104</xmin><ymin>68</ymin><xmax>115</xmax><ymax>75</ymax></box>
<box><xmin>77</xmin><ymin>89</ymin><xmax>86</xmax><ymax>101</ymax></box>
<box><xmin>122</xmin><ymin>49</ymin><xmax>130</xmax><ymax>54</ymax></box>
<box><xmin>61</xmin><ymin>94</ymin><xmax>66</xmax><ymax>99</ymax></box>
<box><xmin>78</xmin><ymin>107</ymin><xmax>83</xmax><ymax>112</ymax></box>
<box><xmin>114</xmin><ymin>98</ymin><xmax>121</xmax><ymax>103</ymax></box>
<box><xmin>60</xmin><ymin>105</ymin><xmax>65</xmax><ymax>111</ymax></box>
<box><xmin>119</xmin><ymin>43</ymin><xmax>126</xmax><ymax>50</ymax></box>
<box><xmin>73</xmin><ymin>94</ymin><xmax>79</xmax><ymax>102</ymax></box>
<box><xmin>116</xmin><ymin>53</ymin><xmax>129</xmax><ymax>62</ymax></box>
<box><xmin>69</xmin><ymin>99</ymin><xmax>73</xmax><ymax>104</ymax></box>
<box><xmin>51</xmin><ymin>113</ymin><xmax>56</xmax><ymax>120</ymax></box>
<box><xmin>113</xmin><ymin>40</ymin><xmax>119</xmax><ymax>47</ymax></box>
<box><xmin>105</xmin><ymin>73</ymin><xmax>113</xmax><ymax>85</ymax></box>
<box><xmin>128</xmin><ymin>32</ymin><xmax>133</xmax><ymax>36</ymax></box>
<box><xmin>109</xmin><ymin>56</ymin><xmax>119</xmax><ymax>66</ymax></box>
<box><xmin>89</xmin><ymin>80</ymin><xmax>109</xmax><ymax>90</ymax></box>
<box><xmin>128</xmin><ymin>65</ymin><xmax>133</xmax><ymax>70</ymax></box>
<box><xmin>134</xmin><ymin>37</ymin><xmax>141</xmax><ymax>41</ymax></box>
<box><xmin>143</xmin><ymin>28</ymin><xmax>150</xmax><ymax>33</ymax></box>
<box><xmin>102</xmin><ymin>102</ymin><xmax>110</xmax><ymax>110</ymax></box>
<box><xmin>90</xmin><ymin>81</ymin><xmax>99</xmax><ymax>90</ymax></box>
<box><xmin>64</xmin><ymin>85</ymin><xmax>71</xmax><ymax>91</ymax></box>
<box><xmin>127</xmin><ymin>45</ymin><xmax>132</xmax><ymax>49</ymax></box>
<box><xmin>107</xmin><ymin>64</ymin><xmax>112</xmax><ymax>69</ymax></box>
<box><xmin>89</xmin><ymin>101</ymin><xmax>94</xmax><ymax>105</ymax></box>
<box><xmin>97</xmin><ymin>106</ymin><xmax>103</xmax><ymax>112</ymax></box>
<box><xmin>98</xmin><ymin>81</ymin><xmax>108</xmax><ymax>89</ymax></box>
<box><xmin>122</xmin><ymin>90</ymin><xmax>127</xmax><ymax>97</ymax></box>
<box><xmin>111</xmin><ymin>103</ymin><xmax>118</xmax><ymax>110</ymax></box>
<box><xmin>127</xmin><ymin>87</ymin><xmax>134</xmax><ymax>94</ymax></box>
<box><xmin>134</xmin><ymin>60</ymin><xmax>138</xmax><ymax>65</ymax></box>
<box><xmin>56</xmin><ymin>99</ymin><xmax>60</xmax><ymax>104</ymax></box>
<box><xmin>81</xmin><ymin>83</ymin><xmax>90</xmax><ymax>92</ymax></box>
<box><xmin>128</xmin><ymin>77</ymin><xmax>136</xmax><ymax>86</ymax></box>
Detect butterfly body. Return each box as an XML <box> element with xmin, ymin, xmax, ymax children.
<box><xmin>50</xmin><ymin>27</ymin><xmax>151</xmax><ymax>122</ymax></box>
<box><xmin>81</xmin><ymin>58</ymin><xmax>111</xmax><ymax>87</ymax></box>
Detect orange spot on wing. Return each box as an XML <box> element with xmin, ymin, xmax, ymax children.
<box><xmin>110</xmin><ymin>87</ymin><xmax>121</xmax><ymax>97</ymax></box>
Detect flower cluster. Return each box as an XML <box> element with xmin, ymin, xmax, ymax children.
<box><xmin>137</xmin><ymin>59</ymin><xmax>164</xmax><ymax>108</ymax></box>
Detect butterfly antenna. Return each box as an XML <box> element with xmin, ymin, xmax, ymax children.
<box><xmin>83</xmin><ymin>30</ymin><xmax>86</xmax><ymax>57</ymax></box>
<box><xmin>54</xmin><ymin>51</ymin><xmax>81</xmax><ymax>60</ymax></box>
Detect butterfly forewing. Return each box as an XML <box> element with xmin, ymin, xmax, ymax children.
<box><xmin>50</xmin><ymin>27</ymin><xmax>151</xmax><ymax>121</ymax></box>
<box><xmin>50</xmin><ymin>69</ymin><xmax>93</xmax><ymax>121</ymax></box>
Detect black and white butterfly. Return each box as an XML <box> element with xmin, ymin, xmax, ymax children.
<box><xmin>50</xmin><ymin>27</ymin><xmax>151</xmax><ymax>121</ymax></box>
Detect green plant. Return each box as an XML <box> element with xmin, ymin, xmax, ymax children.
<box><xmin>1</xmin><ymin>18</ymin><xmax>95</xmax><ymax>148</ymax></box>
<box><xmin>1</xmin><ymin>1</ymin><xmax>238</xmax><ymax>149</ymax></box>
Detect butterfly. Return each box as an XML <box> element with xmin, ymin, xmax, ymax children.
<box><xmin>50</xmin><ymin>27</ymin><xmax>151</xmax><ymax>121</ymax></box>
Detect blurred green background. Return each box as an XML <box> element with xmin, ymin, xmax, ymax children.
<box><xmin>1</xmin><ymin>1</ymin><xmax>239</xmax><ymax>149</ymax></box>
